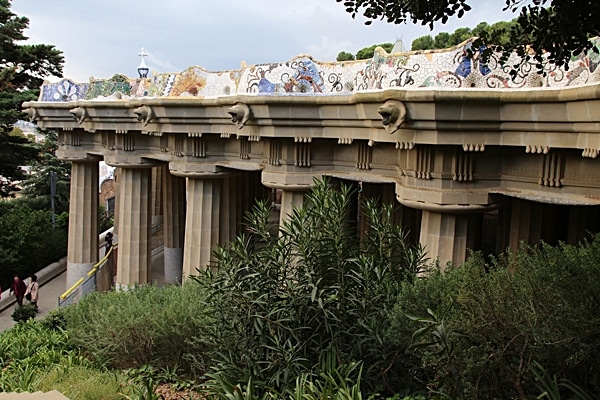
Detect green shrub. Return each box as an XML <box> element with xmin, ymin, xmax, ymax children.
<box><xmin>11</xmin><ymin>304</ymin><xmax>37</xmax><ymax>323</ymax></box>
<box><xmin>391</xmin><ymin>237</ymin><xmax>600</xmax><ymax>398</ymax></box>
<box><xmin>0</xmin><ymin>318</ymin><xmax>86</xmax><ymax>393</ymax></box>
<box><xmin>61</xmin><ymin>281</ymin><xmax>213</xmax><ymax>375</ymax></box>
<box><xmin>194</xmin><ymin>178</ymin><xmax>427</xmax><ymax>395</ymax></box>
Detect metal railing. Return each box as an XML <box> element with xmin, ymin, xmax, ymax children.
<box><xmin>58</xmin><ymin>244</ymin><xmax>117</xmax><ymax>307</ymax></box>
<box><xmin>58</xmin><ymin>221</ymin><xmax>162</xmax><ymax>307</ymax></box>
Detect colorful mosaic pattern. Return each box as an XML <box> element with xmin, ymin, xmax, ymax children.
<box><xmin>39</xmin><ymin>79</ymin><xmax>88</xmax><ymax>102</ymax></box>
<box><xmin>38</xmin><ymin>38</ymin><xmax>600</xmax><ymax>102</ymax></box>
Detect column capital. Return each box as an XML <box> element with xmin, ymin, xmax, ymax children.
<box><xmin>59</xmin><ymin>154</ymin><xmax>103</xmax><ymax>163</ymax></box>
<box><xmin>105</xmin><ymin>157</ymin><xmax>163</xmax><ymax>169</ymax></box>
<box><xmin>261</xmin><ymin>171</ymin><xmax>316</xmax><ymax>191</ymax></box>
<box><xmin>169</xmin><ymin>162</ymin><xmax>234</xmax><ymax>179</ymax></box>
<box><xmin>396</xmin><ymin>197</ymin><xmax>500</xmax><ymax>214</ymax></box>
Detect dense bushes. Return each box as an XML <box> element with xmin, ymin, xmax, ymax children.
<box><xmin>60</xmin><ymin>281</ymin><xmax>213</xmax><ymax>374</ymax></box>
<box><xmin>2</xmin><ymin>179</ymin><xmax>600</xmax><ymax>399</ymax></box>
<box><xmin>0</xmin><ymin>200</ymin><xmax>68</xmax><ymax>291</ymax></box>
<box><xmin>390</xmin><ymin>239</ymin><xmax>600</xmax><ymax>398</ymax></box>
<box><xmin>192</xmin><ymin>179</ymin><xmax>428</xmax><ymax>396</ymax></box>
<box><xmin>0</xmin><ymin>318</ymin><xmax>155</xmax><ymax>399</ymax></box>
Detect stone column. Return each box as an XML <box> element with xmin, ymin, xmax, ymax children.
<box><xmin>66</xmin><ymin>160</ymin><xmax>99</xmax><ymax>289</ymax></box>
<box><xmin>151</xmin><ymin>165</ymin><xmax>165</xmax><ymax>226</ymax></box>
<box><xmin>112</xmin><ymin>167</ymin><xmax>122</xmax><ymax>244</ymax></box>
<box><xmin>567</xmin><ymin>206</ymin><xmax>600</xmax><ymax>245</ymax></box>
<box><xmin>162</xmin><ymin>171</ymin><xmax>186</xmax><ymax>284</ymax></box>
<box><xmin>182</xmin><ymin>175</ymin><xmax>222</xmax><ymax>278</ymax></box>
<box><xmin>115</xmin><ymin>167</ymin><xmax>153</xmax><ymax>288</ymax></box>
<box><xmin>419</xmin><ymin>210</ymin><xmax>470</xmax><ymax>267</ymax></box>
<box><xmin>279</xmin><ymin>189</ymin><xmax>306</xmax><ymax>228</ymax></box>
<box><xmin>508</xmin><ymin>198</ymin><xmax>543</xmax><ymax>252</ymax></box>
<box><xmin>220</xmin><ymin>174</ymin><xmax>240</xmax><ymax>244</ymax></box>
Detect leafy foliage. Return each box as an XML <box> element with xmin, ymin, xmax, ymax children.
<box><xmin>356</xmin><ymin>42</ymin><xmax>394</xmax><ymax>59</ymax></box>
<box><xmin>411</xmin><ymin>20</ymin><xmax>518</xmax><ymax>51</ymax></box>
<box><xmin>19</xmin><ymin>129</ymin><xmax>71</xmax><ymax>215</ymax></box>
<box><xmin>60</xmin><ymin>282</ymin><xmax>213</xmax><ymax>375</ymax></box>
<box><xmin>0</xmin><ymin>318</ymin><xmax>82</xmax><ymax>392</ymax></box>
<box><xmin>0</xmin><ymin>129</ymin><xmax>39</xmax><ymax>197</ymax></box>
<box><xmin>0</xmin><ymin>200</ymin><xmax>68</xmax><ymax>292</ymax></box>
<box><xmin>337</xmin><ymin>0</ymin><xmax>600</xmax><ymax>71</ymax></box>
<box><xmin>390</xmin><ymin>237</ymin><xmax>600</xmax><ymax>398</ymax></box>
<box><xmin>10</xmin><ymin>303</ymin><xmax>37</xmax><ymax>323</ymax></box>
<box><xmin>0</xmin><ymin>0</ymin><xmax>63</xmax><ymax>197</ymax></box>
<box><xmin>2</xmin><ymin>225</ymin><xmax>600</xmax><ymax>398</ymax></box>
<box><xmin>337</xmin><ymin>51</ymin><xmax>356</xmax><ymax>61</ymax></box>
<box><xmin>0</xmin><ymin>318</ymin><xmax>140</xmax><ymax>399</ymax></box>
<box><xmin>194</xmin><ymin>178</ymin><xmax>427</xmax><ymax>396</ymax></box>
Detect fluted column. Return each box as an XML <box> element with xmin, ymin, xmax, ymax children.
<box><xmin>151</xmin><ymin>165</ymin><xmax>165</xmax><ymax>226</ymax></box>
<box><xmin>67</xmin><ymin>161</ymin><xmax>99</xmax><ymax>289</ymax></box>
<box><xmin>220</xmin><ymin>174</ymin><xmax>240</xmax><ymax>244</ymax></box>
<box><xmin>162</xmin><ymin>171</ymin><xmax>186</xmax><ymax>283</ymax></box>
<box><xmin>508</xmin><ymin>198</ymin><xmax>543</xmax><ymax>252</ymax></box>
<box><xmin>115</xmin><ymin>167</ymin><xmax>152</xmax><ymax>288</ymax></box>
<box><xmin>419</xmin><ymin>211</ymin><xmax>470</xmax><ymax>267</ymax></box>
<box><xmin>183</xmin><ymin>176</ymin><xmax>222</xmax><ymax>278</ymax></box>
<box><xmin>113</xmin><ymin>167</ymin><xmax>121</xmax><ymax>244</ymax></box>
<box><xmin>279</xmin><ymin>189</ymin><xmax>306</xmax><ymax>228</ymax></box>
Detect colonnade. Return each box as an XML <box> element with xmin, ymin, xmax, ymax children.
<box><xmin>65</xmin><ymin>159</ymin><xmax>600</xmax><ymax>288</ymax></box>
<box><xmin>65</xmin><ymin>162</ymin><xmax>273</xmax><ymax>287</ymax></box>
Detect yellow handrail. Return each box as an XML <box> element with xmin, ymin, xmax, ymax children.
<box><xmin>59</xmin><ymin>243</ymin><xmax>117</xmax><ymax>301</ymax></box>
<box><xmin>60</xmin><ymin>277</ymin><xmax>85</xmax><ymax>301</ymax></box>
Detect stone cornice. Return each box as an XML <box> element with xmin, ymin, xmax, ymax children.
<box><xmin>23</xmin><ymin>84</ymin><xmax>600</xmax><ymax>151</ymax></box>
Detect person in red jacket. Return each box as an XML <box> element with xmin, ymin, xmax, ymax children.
<box><xmin>10</xmin><ymin>275</ymin><xmax>27</xmax><ymax>307</ymax></box>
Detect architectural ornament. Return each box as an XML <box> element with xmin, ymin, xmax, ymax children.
<box><xmin>378</xmin><ymin>100</ymin><xmax>407</xmax><ymax>134</ymax></box>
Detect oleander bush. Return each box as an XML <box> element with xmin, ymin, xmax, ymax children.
<box><xmin>193</xmin><ymin>178</ymin><xmax>428</xmax><ymax>397</ymax></box>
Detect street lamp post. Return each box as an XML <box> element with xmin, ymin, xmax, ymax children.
<box><xmin>50</xmin><ymin>170</ymin><xmax>56</xmax><ymax>229</ymax></box>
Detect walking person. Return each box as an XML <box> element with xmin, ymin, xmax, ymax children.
<box><xmin>104</xmin><ymin>231</ymin><xmax>113</xmax><ymax>256</ymax></box>
<box><xmin>25</xmin><ymin>274</ymin><xmax>39</xmax><ymax>312</ymax></box>
<box><xmin>9</xmin><ymin>275</ymin><xmax>26</xmax><ymax>306</ymax></box>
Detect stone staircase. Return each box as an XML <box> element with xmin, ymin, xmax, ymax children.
<box><xmin>0</xmin><ymin>391</ymin><xmax>68</xmax><ymax>399</ymax></box>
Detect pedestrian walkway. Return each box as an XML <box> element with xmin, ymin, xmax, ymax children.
<box><xmin>0</xmin><ymin>249</ymin><xmax>165</xmax><ymax>332</ymax></box>
<box><xmin>0</xmin><ymin>271</ymin><xmax>67</xmax><ymax>332</ymax></box>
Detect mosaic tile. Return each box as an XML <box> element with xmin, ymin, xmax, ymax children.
<box><xmin>37</xmin><ymin>38</ymin><xmax>600</xmax><ymax>102</ymax></box>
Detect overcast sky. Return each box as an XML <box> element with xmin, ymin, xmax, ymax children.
<box><xmin>12</xmin><ymin>0</ymin><xmax>516</xmax><ymax>83</ymax></box>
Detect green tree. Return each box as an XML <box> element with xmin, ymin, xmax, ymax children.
<box><xmin>487</xmin><ymin>19</ymin><xmax>519</xmax><ymax>47</ymax></box>
<box><xmin>411</xmin><ymin>35</ymin><xmax>434</xmax><ymax>50</ymax></box>
<box><xmin>0</xmin><ymin>0</ymin><xmax>64</xmax><ymax>197</ymax></box>
<box><xmin>355</xmin><ymin>42</ymin><xmax>394</xmax><ymax>59</ymax></box>
<box><xmin>410</xmin><ymin>20</ymin><xmax>519</xmax><ymax>51</ymax></box>
<box><xmin>433</xmin><ymin>31</ymin><xmax>452</xmax><ymax>49</ymax></box>
<box><xmin>0</xmin><ymin>129</ymin><xmax>38</xmax><ymax>197</ymax></box>
<box><xmin>19</xmin><ymin>129</ymin><xmax>71</xmax><ymax>215</ymax></box>
<box><xmin>336</xmin><ymin>51</ymin><xmax>355</xmax><ymax>61</ymax></box>
<box><xmin>449</xmin><ymin>27</ymin><xmax>472</xmax><ymax>46</ymax></box>
<box><xmin>338</xmin><ymin>0</ymin><xmax>600</xmax><ymax>69</ymax></box>
<box><xmin>0</xmin><ymin>200</ymin><xmax>68</xmax><ymax>293</ymax></box>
